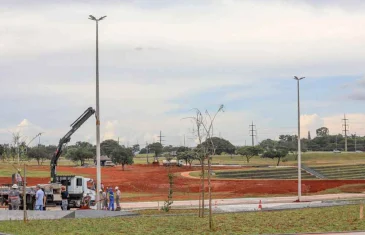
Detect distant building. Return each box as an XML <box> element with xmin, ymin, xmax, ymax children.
<box><xmin>94</xmin><ymin>155</ymin><xmax>111</xmax><ymax>166</ymax></box>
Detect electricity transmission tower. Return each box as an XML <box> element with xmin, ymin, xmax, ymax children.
<box><xmin>342</xmin><ymin>114</ymin><xmax>349</xmax><ymax>152</ymax></box>
<box><xmin>249</xmin><ymin>121</ymin><xmax>257</xmax><ymax>146</ymax></box>
<box><xmin>158</xmin><ymin>131</ymin><xmax>165</xmax><ymax>145</ymax></box>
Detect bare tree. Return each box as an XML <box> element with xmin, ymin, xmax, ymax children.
<box><xmin>184</xmin><ymin>105</ymin><xmax>224</xmax><ymax>230</ymax></box>
<box><xmin>12</xmin><ymin>132</ymin><xmax>22</xmax><ymax>164</ymax></box>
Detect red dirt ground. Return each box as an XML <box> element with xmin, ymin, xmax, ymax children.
<box><xmin>1</xmin><ymin>165</ymin><xmax>365</xmax><ymax>202</ymax></box>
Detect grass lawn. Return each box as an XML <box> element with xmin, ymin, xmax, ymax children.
<box><xmin>137</xmin><ymin>208</ymin><xmax>208</xmax><ymax>215</ymax></box>
<box><xmin>0</xmin><ymin>164</ymin><xmax>74</xmax><ymax>178</ymax></box>
<box><xmin>138</xmin><ymin>152</ymin><xmax>365</xmax><ymax>167</ymax></box>
<box><xmin>1</xmin><ymin>205</ymin><xmax>365</xmax><ymax>234</ymax></box>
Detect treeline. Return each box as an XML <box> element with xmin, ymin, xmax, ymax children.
<box><xmin>260</xmin><ymin>127</ymin><xmax>365</xmax><ymax>152</ymax></box>
<box><xmin>1</xmin><ymin>126</ymin><xmax>363</xmax><ymax>166</ymax></box>
<box><xmin>0</xmin><ymin>139</ymin><xmax>137</xmax><ymax>169</ymax></box>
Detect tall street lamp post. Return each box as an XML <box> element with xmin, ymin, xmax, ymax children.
<box><xmin>294</xmin><ymin>76</ymin><xmax>305</xmax><ymax>202</ymax></box>
<box><xmin>89</xmin><ymin>15</ymin><xmax>106</xmax><ymax>210</ymax></box>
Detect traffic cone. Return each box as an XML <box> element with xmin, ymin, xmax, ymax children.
<box><xmin>258</xmin><ymin>200</ymin><xmax>262</xmax><ymax>210</ymax></box>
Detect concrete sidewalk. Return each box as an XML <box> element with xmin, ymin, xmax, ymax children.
<box><xmin>290</xmin><ymin>232</ymin><xmax>365</xmax><ymax>235</ymax></box>
<box><xmin>117</xmin><ymin>193</ymin><xmax>365</xmax><ymax>210</ymax></box>
<box><xmin>0</xmin><ymin>210</ymin><xmax>137</xmax><ymax>221</ymax></box>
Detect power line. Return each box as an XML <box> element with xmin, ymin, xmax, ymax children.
<box><xmin>342</xmin><ymin>114</ymin><xmax>349</xmax><ymax>152</ymax></box>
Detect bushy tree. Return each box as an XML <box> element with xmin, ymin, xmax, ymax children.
<box><xmin>148</xmin><ymin>142</ymin><xmax>163</xmax><ymax>161</ymax></box>
<box><xmin>28</xmin><ymin>146</ymin><xmax>49</xmax><ymax>165</ymax></box>
<box><xmin>101</xmin><ymin>139</ymin><xmax>120</xmax><ymax>157</ymax></box>
<box><xmin>261</xmin><ymin>148</ymin><xmax>289</xmax><ymax>166</ymax></box>
<box><xmin>132</xmin><ymin>144</ymin><xmax>140</xmax><ymax>154</ymax></box>
<box><xmin>259</xmin><ymin>139</ymin><xmax>278</xmax><ymax>150</ymax></box>
<box><xmin>65</xmin><ymin>142</ymin><xmax>94</xmax><ymax>166</ymax></box>
<box><xmin>177</xmin><ymin>146</ymin><xmax>190</xmax><ymax>153</ymax></box>
<box><xmin>177</xmin><ymin>151</ymin><xmax>197</xmax><ymax>167</ymax></box>
<box><xmin>0</xmin><ymin>144</ymin><xmax>4</xmax><ymax>161</ymax></box>
<box><xmin>316</xmin><ymin>127</ymin><xmax>329</xmax><ymax>137</ymax></box>
<box><xmin>200</xmin><ymin>137</ymin><xmax>235</xmax><ymax>155</ymax></box>
<box><xmin>111</xmin><ymin>146</ymin><xmax>134</xmax><ymax>170</ymax></box>
<box><xmin>139</xmin><ymin>148</ymin><xmax>147</xmax><ymax>154</ymax></box>
<box><xmin>237</xmin><ymin>146</ymin><xmax>262</xmax><ymax>163</ymax></box>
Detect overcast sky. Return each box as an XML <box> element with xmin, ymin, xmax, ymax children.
<box><xmin>1</xmin><ymin>0</ymin><xmax>365</xmax><ymax>147</ymax></box>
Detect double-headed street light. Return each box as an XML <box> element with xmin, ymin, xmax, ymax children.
<box><xmin>89</xmin><ymin>14</ymin><xmax>106</xmax><ymax>210</ymax></box>
<box><xmin>294</xmin><ymin>76</ymin><xmax>305</xmax><ymax>202</ymax></box>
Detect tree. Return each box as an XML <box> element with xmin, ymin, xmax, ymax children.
<box><xmin>308</xmin><ymin>131</ymin><xmax>311</xmax><ymax>140</ymax></box>
<box><xmin>200</xmin><ymin>137</ymin><xmax>235</xmax><ymax>155</ymax></box>
<box><xmin>0</xmin><ymin>144</ymin><xmax>4</xmax><ymax>162</ymax></box>
<box><xmin>111</xmin><ymin>146</ymin><xmax>134</xmax><ymax>170</ymax></box>
<box><xmin>45</xmin><ymin>145</ymin><xmax>57</xmax><ymax>156</ymax></box>
<box><xmin>316</xmin><ymin>127</ymin><xmax>329</xmax><ymax>137</ymax></box>
<box><xmin>101</xmin><ymin>139</ymin><xmax>120</xmax><ymax>157</ymax></box>
<box><xmin>148</xmin><ymin>142</ymin><xmax>163</xmax><ymax>162</ymax></box>
<box><xmin>27</xmin><ymin>146</ymin><xmax>49</xmax><ymax>165</ymax></box>
<box><xmin>237</xmin><ymin>146</ymin><xmax>262</xmax><ymax>163</ymax></box>
<box><xmin>177</xmin><ymin>151</ymin><xmax>197</xmax><ymax>167</ymax></box>
<box><xmin>139</xmin><ymin>148</ymin><xmax>147</xmax><ymax>154</ymax></box>
<box><xmin>163</xmin><ymin>145</ymin><xmax>174</xmax><ymax>153</ymax></box>
<box><xmin>185</xmin><ymin>104</ymin><xmax>224</xmax><ymax>230</ymax></box>
<box><xmin>259</xmin><ymin>139</ymin><xmax>278</xmax><ymax>150</ymax></box>
<box><xmin>132</xmin><ymin>144</ymin><xmax>140</xmax><ymax>154</ymax></box>
<box><xmin>65</xmin><ymin>143</ymin><xmax>94</xmax><ymax>166</ymax></box>
<box><xmin>261</xmin><ymin>148</ymin><xmax>289</xmax><ymax>166</ymax></box>
<box><xmin>177</xmin><ymin>146</ymin><xmax>190</xmax><ymax>153</ymax></box>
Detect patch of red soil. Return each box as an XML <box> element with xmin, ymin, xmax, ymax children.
<box><xmin>1</xmin><ymin>165</ymin><xmax>365</xmax><ymax>201</ymax></box>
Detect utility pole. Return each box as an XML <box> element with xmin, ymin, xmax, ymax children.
<box><xmin>184</xmin><ymin>135</ymin><xmax>186</xmax><ymax>147</ymax></box>
<box><xmin>294</xmin><ymin>75</ymin><xmax>305</xmax><ymax>202</ymax></box>
<box><xmin>355</xmin><ymin>133</ymin><xmax>357</xmax><ymax>152</ymax></box>
<box><xmin>249</xmin><ymin>121</ymin><xmax>256</xmax><ymax>146</ymax></box>
<box><xmin>146</xmin><ymin>141</ymin><xmax>149</xmax><ymax>164</ymax></box>
<box><xmin>342</xmin><ymin>114</ymin><xmax>349</xmax><ymax>152</ymax></box>
<box><xmin>158</xmin><ymin>131</ymin><xmax>165</xmax><ymax>145</ymax></box>
<box><xmin>89</xmin><ymin>14</ymin><xmax>107</xmax><ymax>210</ymax></box>
<box><xmin>118</xmin><ymin>137</ymin><xmax>119</xmax><ymax>145</ymax></box>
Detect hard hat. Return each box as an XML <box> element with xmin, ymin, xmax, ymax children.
<box><xmin>17</xmin><ymin>169</ymin><xmax>21</xmax><ymax>173</ymax></box>
<box><xmin>99</xmin><ymin>189</ymin><xmax>103</xmax><ymax>192</ymax></box>
<box><xmin>115</xmin><ymin>186</ymin><xmax>119</xmax><ymax>190</ymax></box>
<box><xmin>12</xmin><ymin>184</ymin><xmax>18</xmax><ymax>189</ymax></box>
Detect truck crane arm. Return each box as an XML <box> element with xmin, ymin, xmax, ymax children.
<box><xmin>50</xmin><ymin>107</ymin><xmax>95</xmax><ymax>183</ymax></box>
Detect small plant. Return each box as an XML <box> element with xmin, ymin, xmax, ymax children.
<box><xmin>161</xmin><ymin>171</ymin><xmax>174</xmax><ymax>212</ymax></box>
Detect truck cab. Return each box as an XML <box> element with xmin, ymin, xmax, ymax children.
<box><xmin>55</xmin><ymin>175</ymin><xmax>95</xmax><ymax>208</ymax></box>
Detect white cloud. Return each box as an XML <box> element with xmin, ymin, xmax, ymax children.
<box><xmin>300</xmin><ymin>114</ymin><xmax>324</xmax><ymax>137</ymax></box>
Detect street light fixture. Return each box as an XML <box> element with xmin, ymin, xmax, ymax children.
<box><xmin>89</xmin><ymin>14</ymin><xmax>106</xmax><ymax>210</ymax></box>
<box><xmin>294</xmin><ymin>76</ymin><xmax>305</xmax><ymax>202</ymax></box>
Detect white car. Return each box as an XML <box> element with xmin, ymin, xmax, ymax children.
<box><xmin>104</xmin><ymin>161</ymin><xmax>115</xmax><ymax>167</ymax></box>
<box><xmin>333</xmin><ymin>150</ymin><xmax>341</xmax><ymax>153</ymax></box>
<box><xmin>356</xmin><ymin>150</ymin><xmax>363</xmax><ymax>153</ymax></box>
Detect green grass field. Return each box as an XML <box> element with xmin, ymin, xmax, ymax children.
<box><xmin>1</xmin><ymin>205</ymin><xmax>365</xmax><ymax>235</ymax></box>
<box><xmin>0</xmin><ymin>165</ymin><xmax>75</xmax><ymax>178</ymax></box>
<box><xmin>136</xmin><ymin>152</ymin><xmax>365</xmax><ymax>167</ymax></box>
